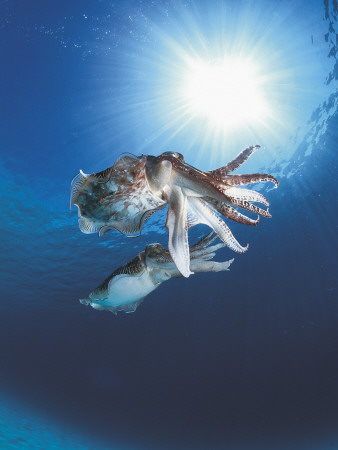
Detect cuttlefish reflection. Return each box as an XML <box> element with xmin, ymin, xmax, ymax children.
<box><xmin>71</xmin><ymin>145</ymin><xmax>278</xmax><ymax>278</ymax></box>
<box><xmin>80</xmin><ymin>232</ymin><xmax>233</xmax><ymax>315</ymax></box>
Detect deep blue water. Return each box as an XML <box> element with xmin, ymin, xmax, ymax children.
<box><xmin>0</xmin><ymin>0</ymin><xmax>337</xmax><ymax>449</ymax></box>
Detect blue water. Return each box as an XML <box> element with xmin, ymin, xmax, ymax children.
<box><xmin>0</xmin><ymin>0</ymin><xmax>337</xmax><ymax>449</ymax></box>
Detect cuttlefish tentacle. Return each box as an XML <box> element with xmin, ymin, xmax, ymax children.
<box><xmin>206</xmin><ymin>145</ymin><xmax>260</xmax><ymax>178</ymax></box>
<box><xmin>187</xmin><ymin>231</ymin><xmax>225</xmax><ymax>261</ymax></box>
<box><xmin>190</xmin><ymin>243</ymin><xmax>225</xmax><ymax>262</ymax></box>
<box><xmin>229</xmin><ymin>199</ymin><xmax>272</xmax><ymax>218</ymax></box>
<box><xmin>223</xmin><ymin>173</ymin><xmax>279</xmax><ymax>188</ymax></box>
<box><xmin>145</xmin><ymin>150</ymin><xmax>269</xmax><ymax>275</ymax></box>
<box><xmin>190</xmin><ymin>230</ymin><xmax>218</xmax><ymax>251</ymax></box>
<box><xmin>207</xmin><ymin>201</ymin><xmax>260</xmax><ymax>226</ymax></box>
<box><xmin>70</xmin><ymin>170</ymin><xmax>88</xmax><ymax>209</ymax></box>
<box><xmin>223</xmin><ymin>187</ymin><xmax>269</xmax><ymax>206</ymax></box>
<box><xmin>188</xmin><ymin>197</ymin><xmax>249</xmax><ymax>253</ymax></box>
<box><xmin>164</xmin><ymin>185</ymin><xmax>191</xmax><ymax>278</ymax></box>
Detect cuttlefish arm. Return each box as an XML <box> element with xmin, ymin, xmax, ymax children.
<box><xmin>80</xmin><ymin>232</ymin><xmax>233</xmax><ymax>315</ymax></box>
<box><xmin>145</xmin><ymin>148</ymin><xmax>277</xmax><ymax>277</ymax></box>
<box><xmin>164</xmin><ymin>185</ymin><xmax>191</xmax><ymax>278</ymax></box>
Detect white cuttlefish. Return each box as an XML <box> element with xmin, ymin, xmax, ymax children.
<box><xmin>80</xmin><ymin>232</ymin><xmax>233</xmax><ymax>315</ymax></box>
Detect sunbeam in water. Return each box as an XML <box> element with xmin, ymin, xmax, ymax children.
<box><xmin>0</xmin><ymin>0</ymin><xmax>337</xmax><ymax>449</ymax></box>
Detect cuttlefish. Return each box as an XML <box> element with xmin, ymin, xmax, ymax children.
<box><xmin>71</xmin><ymin>145</ymin><xmax>278</xmax><ymax>277</ymax></box>
<box><xmin>80</xmin><ymin>232</ymin><xmax>233</xmax><ymax>314</ymax></box>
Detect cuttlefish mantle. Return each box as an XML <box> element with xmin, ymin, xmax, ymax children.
<box><xmin>80</xmin><ymin>232</ymin><xmax>233</xmax><ymax>315</ymax></box>
<box><xmin>71</xmin><ymin>146</ymin><xmax>278</xmax><ymax>278</ymax></box>
<box><xmin>70</xmin><ymin>154</ymin><xmax>166</xmax><ymax>237</ymax></box>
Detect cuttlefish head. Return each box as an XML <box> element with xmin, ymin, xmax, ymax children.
<box><xmin>160</xmin><ymin>151</ymin><xmax>184</xmax><ymax>161</ymax></box>
<box><xmin>144</xmin><ymin>151</ymin><xmax>186</xmax><ymax>195</ymax></box>
<box><xmin>145</xmin><ymin>242</ymin><xmax>172</xmax><ymax>268</ymax></box>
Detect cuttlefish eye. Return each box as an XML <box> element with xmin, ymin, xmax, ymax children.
<box><xmin>145</xmin><ymin>243</ymin><xmax>164</xmax><ymax>258</ymax></box>
<box><xmin>147</xmin><ymin>243</ymin><xmax>162</xmax><ymax>251</ymax></box>
<box><xmin>161</xmin><ymin>151</ymin><xmax>184</xmax><ymax>161</ymax></box>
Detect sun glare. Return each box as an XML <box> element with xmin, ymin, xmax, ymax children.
<box><xmin>181</xmin><ymin>58</ymin><xmax>269</xmax><ymax>131</ymax></box>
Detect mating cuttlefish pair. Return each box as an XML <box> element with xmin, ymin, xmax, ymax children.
<box><xmin>71</xmin><ymin>145</ymin><xmax>278</xmax><ymax>314</ymax></box>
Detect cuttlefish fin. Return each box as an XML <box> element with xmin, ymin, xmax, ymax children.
<box><xmin>113</xmin><ymin>154</ymin><xmax>140</xmax><ymax>171</ymax></box>
<box><xmin>79</xmin><ymin>298</ymin><xmax>144</xmax><ymax>315</ymax></box>
<box><xmin>139</xmin><ymin>203</ymin><xmax>167</xmax><ymax>232</ymax></box>
<box><xmin>108</xmin><ymin>298</ymin><xmax>145</xmax><ymax>315</ymax></box>
<box><xmin>188</xmin><ymin>197</ymin><xmax>249</xmax><ymax>253</ymax></box>
<box><xmin>70</xmin><ymin>170</ymin><xmax>88</xmax><ymax>209</ymax></box>
<box><xmin>78</xmin><ymin>215</ymin><xmax>100</xmax><ymax>234</ymax></box>
<box><xmin>164</xmin><ymin>186</ymin><xmax>191</xmax><ymax>278</ymax></box>
<box><xmin>98</xmin><ymin>225</ymin><xmax>114</xmax><ymax>237</ymax></box>
<box><xmin>98</xmin><ymin>203</ymin><xmax>167</xmax><ymax>238</ymax></box>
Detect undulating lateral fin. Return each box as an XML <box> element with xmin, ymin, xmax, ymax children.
<box><xmin>105</xmin><ymin>205</ymin><xmax>166</xmax><ymax>238</ymax></box>
<box><xmin>111</xmin><ymin>298</ymin><xmax>144</xmax><ymax>315</ymax></box>
<box><xmin>165</xmin><ymin>186</ymin><xmax>191</xmax><ymax>278</ymax></box>
<box><xmin>223</xmin><ymin>173</ymin><xmax>279</xmax><ymax>188</ymax></box>
<box><xmin>139</xmin><ymin>204</ymin><xmax>167</xmax><ymax>233</ymax></box>
<box><xmin>90</xmin><ymin>166</ymin><xmax>114</xmax><ymax>183</ymax></box>
<box><xmin>78</xmin><ymin>216</ymin><xmax>100</xmax><ymax>234</ymax></box>
<box><xmin>70</xmin><ymin>171</ymin><xmax>88</xmax><ymax>209</ymax></box>
<box><xmin>88</xmin><ymin>286</ymin><xmax>109</xmax><ymax>301</ymax></box>
<box><xmin>206</xmin><ymin>145</ymin><xmax>260</xmax><ymax>178</ymax></box>
<box><xmin>113</xmin><ymin>154</ymin><xmax>140</xmax><ymax>171</ymax></box>
<box><xmin>112</xmin><ymin>222</ymin><xmax>142</xmax><ymax>237</ymax></box>
<box><xmin>97</xmin><ymin>207</ymin><xmax>166</xmax><ymax>239</ymax></box>
<box><xmin>109</xmin><ymin>214</ymin><xmax>150</xmax><ymax>238</ymax></box>
<box><xmin>98</xmin><ymin>225</ymin><xmax>114</xmax><ymax>237</ymax></box>
<box><xmin>230</xmin><ymin>199</ymin><xmax>272</xmax><ymax>218</ymax></box>
<box><xmin>88</xmin><ymin>298</ymin><xmax>145</xmax><ymax>315</ymax></box>
<box><xmin>188</xmin><ymin>197</ymin><xmax>249</xmax><ymax>253</ymax></box>
<box><xmin>224</xmin><ymin>187</ymin><xmax>269</xmax><ymax>206</ymax></box>
<box><xmin>209</xmin><ymin>201</ymin><xmax>259</xmax><ymax>226</ymax></box>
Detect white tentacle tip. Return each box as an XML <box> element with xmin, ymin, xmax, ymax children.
<box><xmin>241</xmin><ymin>244</ymin><xmax>249</xmax><ymax>253</ymax></box>
<box><xmin>79</xmin><ymin>169</ymin><xmax>88</xmax><ymax>178</ymax></box>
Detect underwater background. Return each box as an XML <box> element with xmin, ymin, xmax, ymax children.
<box><xmin>0</xmin><ymin>0</ymin><xmax>337</xmax><ymax>449</ymax></box>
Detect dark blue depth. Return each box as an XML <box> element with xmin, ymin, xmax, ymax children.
<box><xmin>0</xmin><ymin>1</ymin><xmax>337</xmax><ymax>449</ymax></box>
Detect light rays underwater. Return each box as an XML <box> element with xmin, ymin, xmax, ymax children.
<box><xmin>0</xmin><ymin>0</ymin><xmax>337</xmax><ymax>449</ymax></box>
<box><xmin>73</xmin><ymin>0</ymin><xmax>331</xmax><ymax>171</ymax></box>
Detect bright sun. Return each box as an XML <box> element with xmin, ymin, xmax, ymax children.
<box><xmin>181</xmin><ymin>57</ymin><xmax>269</xmax><ymax>131</ymax></box>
